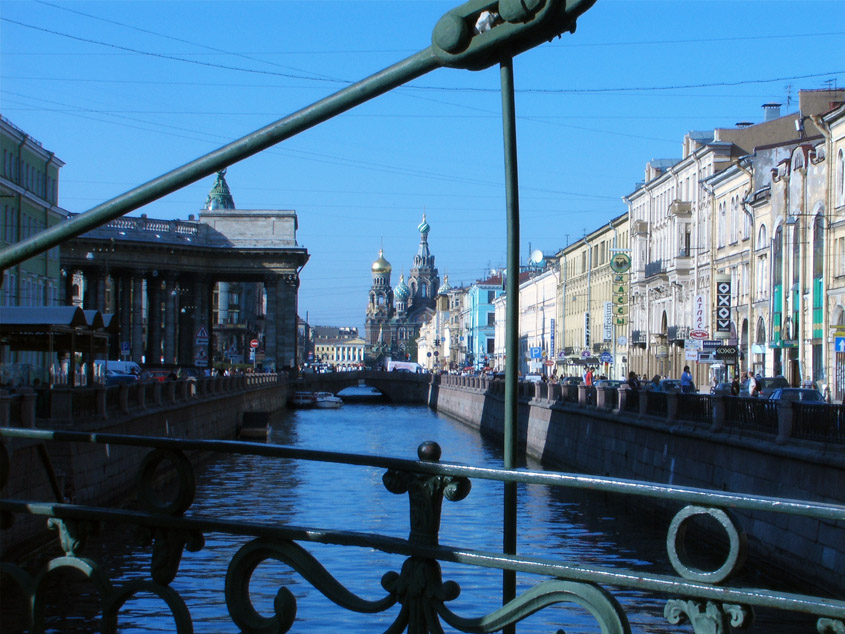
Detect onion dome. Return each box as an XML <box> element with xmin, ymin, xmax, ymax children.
<box><xmin>438</xmin><ymin>275</ymin><xmax>452</xmax><ymax>295</ymax></box>
<box><xmin>395</xmin><ymin>274</ymin><xmax>411</xmax><ymax>300</ymax></box>
<box><xmin>372</xmin><ymin>249</ymin><xmax>392</xmax><ymax>274</ymax></box>
<box><xmin>417</xmin><ymin>213</ymin><xmax>430</xmax><ymax>236</ymax></box>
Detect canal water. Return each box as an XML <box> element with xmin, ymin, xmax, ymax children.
<box><xmin>16</xmin><ymin>403</ymin><xmax>817</xmax><ymax>632</ymax></box>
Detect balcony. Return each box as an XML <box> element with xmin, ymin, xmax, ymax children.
<box><xmin>632</xmin><ymin>219</ymin><xmax>648</xmax><ymax>236</ymax></box>
<box><xmin>668</xmin><ymin>326</ymin><xmax>689</xmax><ymax>342</ymax></box>
<box><xmin>674</xmin><ymin>248</ymin><xmax>691</xmax><ymax>273</ymax></box>
<box><xmin>644</xmin><ymin>260</ymin><xmax>667</xmax><ymax>279</ymax></box>
<box><xmin>669</xmin><ymin>199</ymin><xmax>692</xmax><ymax>216</ymax></box>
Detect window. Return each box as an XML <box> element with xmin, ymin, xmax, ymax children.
<box><xmin>487</xmin><ymin>312</ymin><xmax>495</xmax><ymax>326</ymax></box>
<box><xmin>487</xmin><ymin>290</ymin><xmax>495</xmax><ymax>303</ymax></box>
<box><xmin>838</xmin><ymin>149</ymin><xmax>845</xmax><ymax>207</ymax></box>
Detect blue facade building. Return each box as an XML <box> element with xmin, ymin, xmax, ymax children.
<box><xmin>465</xmin><ymin>274</ymin><xmax>504</xmax><ymax>370</ymax></box>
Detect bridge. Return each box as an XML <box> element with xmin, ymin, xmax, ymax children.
<box><xmin>296</xmin><ymin>370</ymin><xmax>432</xmax><ymax>404</ymax></box>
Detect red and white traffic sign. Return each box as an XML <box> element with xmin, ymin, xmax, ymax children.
<box><xmin>249</xmin><ymin>339</ymin><xmax>259</xmax><ymax>349</ymax></box>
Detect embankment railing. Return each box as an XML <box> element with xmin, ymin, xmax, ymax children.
<box><xmin>0</xmin><ymin>429</ymin><xmax>843</xmax><ymax>633</ymax></box>
<box><xmin>0</xmin><ymin>372</ymin><xmax>285</xmax><ymax>427</ymax></box>
<box><xmin>436</xmin><ymin>375</ymin><xmax>845</xmax><ymax>446</ymax></box>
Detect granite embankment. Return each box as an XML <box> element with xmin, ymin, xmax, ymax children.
<box><xmin>428</xmin><ymin>375</ymin><xmax>845</xmax><ymax>592</ymax></box>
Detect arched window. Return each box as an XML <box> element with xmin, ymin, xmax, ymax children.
<box><xmin>730</xmin><ymin>196</ymin><xmax>738</xmax><ymax>244</ymax></box>
<box><xmin>838</xmin><ymin>149</ymin><xmax>845</xmax><ymax>206</ymax></box>
<box><xmin>792</xmin><ymin>224</ymin><xmax>800</xmax><ymax>286</ymax></box>
<box><xmin>813</xmin><ymin>212</ymin><xmax>824</xmax><ymax>279</ymax></box>
<box><xmin>718</xmin><ymin>201</ymin><xmax>726</xmax><ymax>248</ymax></box>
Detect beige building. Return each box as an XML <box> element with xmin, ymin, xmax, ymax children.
<box><xmin>493</xmin><ymin>267</ymin><xmax>558</xmax><ymax>376</ymax></box>
<box><xmin>624</xmin><ymin>89</ymin><xmax>843</xmax><ymax>390</ymax></box>
<box><xmin>554</xmin><ymin>214</ymin><xmax>629</xmax><ymax>380</ymax></box>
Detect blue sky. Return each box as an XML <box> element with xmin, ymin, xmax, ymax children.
<box><xmin>2</xmin><ymin>0</ymin><xmax>843</xmax><ymax>332</ymax></box>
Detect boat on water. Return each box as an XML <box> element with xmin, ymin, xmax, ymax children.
<box><xmin>314</xmin><ymin>391</ymin><xmax>343</xmax><ymax>409</ymax></box>
<box><xmin>290</xmin><ymin>391</ymin><xmax>317</xmax><ymax>408</ymax></box>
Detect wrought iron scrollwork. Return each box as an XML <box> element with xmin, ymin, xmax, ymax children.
<box><xmin>818</xmin><ymin>618</ymin><xmax>845</xmax><ymax>633</ymax></box>
<box><xmin>225</xmin><ymin>536</ymin><xmax>398</xmax><ymax>634</ymax></box>
<box><xmin>665</xmin><ymin>599</ymin><xmax>753</xmax><ymax>634</ymax></box>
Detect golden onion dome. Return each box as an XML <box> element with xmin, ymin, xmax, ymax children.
<box><xmin>372</xmin><ymin>249</ymin><xmax>392</xmax><ymax>274</ymax></box>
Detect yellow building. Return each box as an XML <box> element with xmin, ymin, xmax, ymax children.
<box><xmin>554</xmin><ymin>214</ymin><xmax>629</xmax><ymax>380</ymax></box>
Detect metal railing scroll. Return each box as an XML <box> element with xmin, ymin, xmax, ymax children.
<box><xmin>1</xmin><ymin>428</ymin><xmax>843</xmax><ymax>633</ymax></box>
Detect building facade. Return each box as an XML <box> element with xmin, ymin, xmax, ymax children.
<box><xmin>61</xmin><ymin>171</ymin><xmax>308</xmax><ymax>371</ymax></box>
<box><xmin>555</xmin><ymin>215</ymin><xmax>630</xmax><ymax>380</ymax></box>
<box><xmin>624</xmin><ymin>89</ymin><xmax>844</xmax><ymax>391</ymax></box>
<box><xmin>0</xmin><ymin>117</ymin><xmax>68</xmax><ymax>372</ymax></box>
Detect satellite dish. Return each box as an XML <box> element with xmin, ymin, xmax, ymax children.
<box><xmin>529</xmin><ymin>250</ymin><xmax>545</xmax><ymax>266</ymax></box>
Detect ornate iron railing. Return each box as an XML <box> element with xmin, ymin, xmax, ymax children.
<box><xmin>1</xmin><ymin>428</ymin><xmax>843</xmax><ymax>633</ymax></box>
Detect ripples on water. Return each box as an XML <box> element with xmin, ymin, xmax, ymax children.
<box><xmin>11</xmin><ymin>403</ymin><xmax>817</xmax><ymax>632</ymax></box>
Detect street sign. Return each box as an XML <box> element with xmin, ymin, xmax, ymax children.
<box><xmin>544</xmin><ymin>360</ymin><xmax>554</xmax><ymax>366</ymax></box>
<box><xmin>120</xmin><ymin>340</ymin><xmax>130</xmax><ymax>354</ymax></box>
<box><xmin>249</xmin><ymin>339</ymin><xmax>259</xmax><ymax>349</ymax></box>
<box><xmin>715</xmin><ymin>346</ymin><xmax>737</xmax><ymax>360</ymax></box>
<box><xmin>600</xmin><ymin>351</ymin><xmax>613</xmax><ymax>364</ymax></box>
<box><xmin>835</xmin><ymin>337</ymin><xmax>845</xmax><ymax>353</ymax></box>
<box><xmin>530</xmin><ymin>346</ymin><xmax>542</xmax><ymax>359</ymax></box>
<box><xmin>195</xmin><ymin>325</ymin><xmax>209</xmax><ymax>346</ymax></box>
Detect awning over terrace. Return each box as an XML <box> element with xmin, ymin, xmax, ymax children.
<box><xmin>0</xmin><ymin>306</ymin><xmax>115</xmax><ymax>386</ymax></box>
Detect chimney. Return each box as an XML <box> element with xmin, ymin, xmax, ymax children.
<box><xmin>762</xmin><ymin>103</ymin><xmax>781</xmax><ymax>121</ymax></box>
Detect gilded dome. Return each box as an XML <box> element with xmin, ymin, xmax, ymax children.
<box><xmin>372</xmin><ymin>249</ymin><xmax>392</xmax><ymax>274</ymax></box>
<box><xmin>395</xmin><ymin>274</ymin><xmax>410</xmax><ymax>300</ymax></box>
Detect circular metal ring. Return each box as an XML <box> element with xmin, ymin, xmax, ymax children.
<box><xmin>136</xmin><ymin>449</ymin><xmax>196</xmax><ymax>515</ymax></box>
<box><xmin>666</xmin><ymin>505</ymin><xmax>746</xmax><ymax>584</ymax></box>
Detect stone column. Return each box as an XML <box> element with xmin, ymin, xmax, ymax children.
<box><xmin>776</xmin><ymin>400</ymin><xmax>794</xmax><ymax>444</ymax></box>
<box><xmin>146</xmin><ymin>275</ymin><xmax>162</xmax><ymax>365</ymax></box>
<box><xmin>274</xmin><ymin>273</ymin><xmax>299</xmax><ymax>371</ymax></box>
<box><xmin>82</xmin><ymin>267</ymin><xmax>98</xmax><ymax>309</ymax></box>
<box><xmin>164</xmin><ymin>277</ymin><xmax>178</xmax><ymax>364</ymax></box>
<box><xmin>263</xmin><ymin>275</ymin><xmax>278</xmax><ymax>371</ymax></box>
<box><xmin>131</xmin><ymin>274</ymin><xmax>144</xmax><ymax>364</ymax></box>
<box><xmin>118</xmin><ymin>272</ymin><xmax>131</xmax><ymax>357</ymax></box>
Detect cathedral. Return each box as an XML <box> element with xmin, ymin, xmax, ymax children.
<box><xmin>365</xmin><ymin>215</ymin><xmax>440</xmax><ymax>362</ymax></box>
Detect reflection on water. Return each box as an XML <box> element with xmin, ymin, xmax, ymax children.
<box><xmin>7</xmin><ymin>403</ymin><xmax>817</xmax><ymax>632</ymax></box>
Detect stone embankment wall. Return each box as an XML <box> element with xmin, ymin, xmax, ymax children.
<box><xmin>0</xmin><ymin>374</ymin><xmax>288</xmax><ymax>558</ymax></box>
<box><xmin>429</xmin><ymin>376</ymin><xmax>845</xmax><ymax>592</ymax></box>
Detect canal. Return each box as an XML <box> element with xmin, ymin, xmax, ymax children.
<box><xmin>19</xmin><ymin>402</ymin><xmax>816</xmax><ymax>632</ymax></box>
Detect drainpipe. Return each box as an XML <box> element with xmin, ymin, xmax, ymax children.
<box><xmin>583</xmin><ymin>235</ymin><xmax>593</xmax><ymax>362</ymax></box>
<box><xmin>737</xmin><ymin>156</ymin><xmax>756</xmax><ymax>370</ymax></box>
<box><xmin>810</xmin><ymin>114</ymin><xmax>832</xmax><ymax>390</ymax></box>
<box><xmin>700</xmin><ymin>179</ymin><xmax>717</xmax><ymax>343</ymax></box>
<box><xmin>611</xmin><ymin>221</ymin><xmax>619</xmax><ymax>380</ymax></box>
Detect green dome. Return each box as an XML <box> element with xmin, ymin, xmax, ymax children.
<box><xmin>417</xmin><ymin>213</ymin><xmax>430</xmax><ymax>236</ymax></box>
<box><xmin>395</xmin><ymin>274</ymin><xmax>410</xmax><ymax>300</ymax></box>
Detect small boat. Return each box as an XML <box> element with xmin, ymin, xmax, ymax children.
<box><xmin>314</xmin><ymin>391</ymin><xmax>343</xmax><ymax>409</ymax></box>
<box><xmin>291</xmin><ymin>391</ymin><xmax>317</xmax><ymax>408</ymax></box>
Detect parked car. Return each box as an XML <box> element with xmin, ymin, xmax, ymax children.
<box><xmin>104</xmin><ymin>369</ymin><xmax>139</xmax><ymax>386</ymax></box>
<box><xmin>594</xmin><ymin>379</ymin><xmax>624</xmax><ymax>389</ymax></box>
<box><xmin>560</xmin><ymin>376</ymin><xmax>582</xmax><ymax>386</ymax></box>
<box><xmin>741</xmin><ymin>375</ymin><xmax>789</xmax><ymax>398</ymax></box>
<box><xmin>768</xmin><ymin>388</ymin><xmax>825</xmax><ymax>402</ymax></box>
<box><xmin>710</xmin><ymin>382</ymin><xmax>734</xmax><ymax>396</ymax></box>
<box><xmin>657</xmin><ymin>379</ymin><xmax>681</xmax><ymax>393</ymax></box>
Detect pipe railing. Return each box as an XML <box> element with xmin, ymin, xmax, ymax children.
<box><xmin>0</xmin><ymin>430</ymin><xmax>842</xmax><ymax>633</ymax></box>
